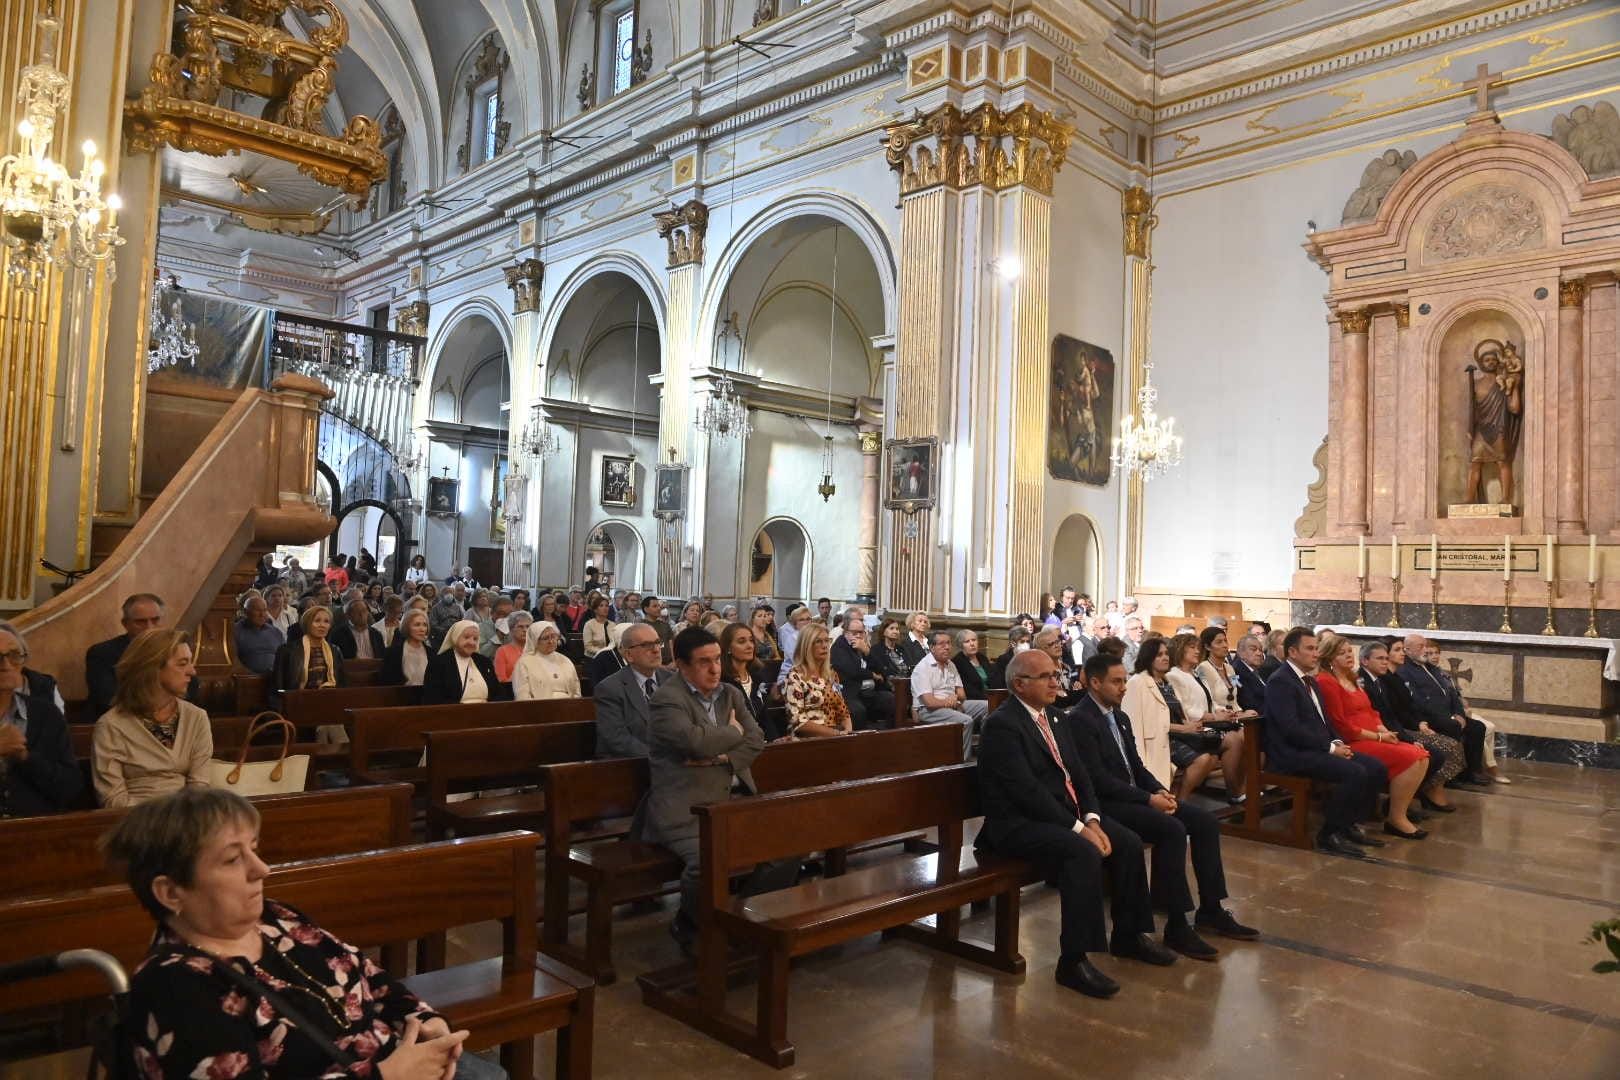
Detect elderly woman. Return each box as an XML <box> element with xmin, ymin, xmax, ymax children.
<box><xmin>512</xmin><ymin>621</ymin><xmax>580</xmax><ymax>700</ymax></box>
<box><xmin>672</xmin><ymin>600</ymin><xmax>705</xmax><ymax>635</ymax></box>
<box><xmin>379</xmin><ymin>609</ymin><xmax>432</xmax><ymax>688</ymax></box>
<box><xmin>783</xmin><ymin>623</ymin><xmax>851</xmax><ymax>738</ymax></box>
<box><xmin>1164</xmin><ymin>633</ymin><xmax>1246</xmax><ymax>803</ymax></box>
<box><xmin>423</xmin><ymin>620</ymin><xmax>509</xmax><ymax>705</ymax></box>
<box><xmin>264</xmin><ymin>584</ymin><xmax>296</xmax><ymax>635</ymax></box>
<box><xmin>493</xmin><ymin>610</ymin><xmax>533</xmax><ymax>684</ymax></box>
<box><xmin>534</xmin><ymin>591</ymin><xmax>562</xmax><ymax>630</ymax></box>
<box><xmin>950</xmin><ymin>629</ymin><xmax>993</xmax><ymax>700</ymax></box>
<box><xmin>270</xmin><ymin>605</ymin><xmax>347</xmax><ymax>703</ymax></box>
<box><xmin>105</xmin><ymin>787</ymin><xmax>499</xmax><ymax>1080</ymax></box>
<box><xmin>0</xmin><ymin>621</ymin><xmax>82</xmax><ymax>815</ymax></box>
<box><xmin>580</xmin><ymin>595</ymin><xmax>614</xmax><ymax>658</ymax></box>
<box><xmin>467</xmin><ymin>590</ymin><xmax>499</xmax><ymax>657</ymax></box>
<box><xmin>93</xmin><ymin>630</ymin><xmax>212</xmax><ymax>808</ymax></box>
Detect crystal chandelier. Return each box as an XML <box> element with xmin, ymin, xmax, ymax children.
<box><xmin>0</xmin><ymin>2</ymin><xmax>122</xmax><ymax>289</ymax></box>
<box><xmin>520</xmin><ymin>404</ymin><xmax>560</xmax><ymax>461</ymax></box>
<box><xmin>699</xmin><ymin>311</ymin><xmax>751</xmax><ymax>438</ymax></box>
<box><xmin>146</xmin><ymin>272</ymin><xmax>200</xmax><ymax>373</ymax></box>
<box><xmin>1111</xmin><ymin>361</ymin><xmax>1183</xmax><ymax>480</ymax></box>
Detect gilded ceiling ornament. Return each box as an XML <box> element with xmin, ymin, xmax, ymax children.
<box><xmin>1393</xmin><ymin>303</ymin><xmax>1411</xmax><ymax>330</ymax></box>
<box><xmin>1559</xmin><ymin>278</ymin><xmax>1587</xmax><ymax>308</ymax></box>
<box><xmin>881</xmin><ymin>102</ymin><xmax>1073</xmax><ymax>195</ymax></box>
<box><xmin>394</xmin><ymin>301</ymin><xmax>429</xmax><ymax>338</ymax></box>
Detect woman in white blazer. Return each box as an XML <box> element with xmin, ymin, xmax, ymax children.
<box><xmin>1120</xmin><ymin>637</ymin><xmax>1175</xmax><ymax>789</ymax></box>
<box><xmin>1166</xmin><ymin>632</ymin><xmax>1246</xmax><ymax>803</ymax></box>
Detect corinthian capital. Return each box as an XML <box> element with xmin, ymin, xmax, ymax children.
<box><xmin>881</xmin><ymin>102</ymin><xmax>1073</xmax><ymax>196</ymax></box>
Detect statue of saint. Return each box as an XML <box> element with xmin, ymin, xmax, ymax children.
<box><xmin>1464</xmin><ymin>339</ymin><xmax>1524</xmax><ymax>505</ymax></box>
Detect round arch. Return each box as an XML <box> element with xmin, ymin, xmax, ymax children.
<box><xmin>417</xmin><ymin>297</ymin><xmax>514</xmax><ymax>424</ymax></box>
<box><xmin>1050</xmin><ymin>514</ymin><xmax>1102</xmax><ymax>605</ymax></box>
<box><xmin>583</xmin><ymin>518</ymin><xmax>647</xmax><ymax>591</ymax></box>
<box><xmin>538</xmin><ymin>252</ymin><xmax>670</xmax><ymax>378</ymax></box>
<box><xmin>698</xmin><ymin>190</ymin><xmax>898</xmax><ymax>354</ymax></box>
<box><xmin>330</xmin><ymin>499</ymin><xmax>412</xmax><ymax>587</ymax></box>
<box><xmin>746</xmin><ymin>516</ymin><xmax>814</xmax><ymax>602</ymax></box>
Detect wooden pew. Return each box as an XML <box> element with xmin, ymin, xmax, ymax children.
<box><xmin>347</xmin><ymin>698</ymin><xmax>596</xmax><ymax>788</ymax></box>
<box><xmin>424</xmin><ymin>721</ymin><xmax>597</xmax><ymax>840</ymax></box>
<box><xmin>639</xmin><ymin>763</ymin><xmax>1027</xmax><ymax>1068</ymax></box>
<box><xmin>1219</xmin><ymin>713</ymin><xmax>1314</xmax><ymax>849</ymax></box>
<box><xmin>280</xmin><ymin>684</ymin><xmax>420</xmax><ymax>734</ymax></box>
<box><xmin>0</xmin><ymin>832</ymin><xmax>593</xmax><ymax>1080</ymax></box>
<box><xmin>0</xmin><ymin>784</ymin><xmax>414</xmax><ymax>903</ymax></box>
<box><xmin>70</xmin><ymin>717</ymin><xmax>350</xmax><ymax>775</ymax></box>
<box><xmin>892</xmin><ymin>675</ymin><xmax>912</xmax><ymax>726</ymax></box>
<box><xmin>539</xmin><ymin>723</ymin><xmax>965</xmax><ymax>984</ymax></box>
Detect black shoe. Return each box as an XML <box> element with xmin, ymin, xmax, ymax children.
<box><xmin>1055</xmin><ymin>956</ymin><xmax>1120</xmax><ymax>998</ymax></box>
<box><xmin>1383</xmin><ymin>822</ymin><xmax>1428</xmax><ymax>840</ymax></box>
<box><xmin>1407</xmin><ymin>807</ymin><xmax>1430</xmax><ymax>823</ymax></box>
<box><xmin>1419</xmin><ymin>794</ymin><xmax>1457</xmax><ymax>813</ymax></box>
<box><xmin>1317</xmin><ymin>831</ymin><xmax>1368</xmax><ymax>858</ymax></box>
<box><xmin>1461</xmin><ymin>772</ymin><xmax>1493</xmax><ymax>786</ymax></box>
<box><xmin>1196</xmin><ymin>907</ymin><xmax>1260</xmax><ymax>941</ymax></box>
<box><xmin>1164</xmin><ymin>925</ymin><xmax>1219</xmax><ymax>961</ymax></box>
<box><xmin>1343</xmin><ymin>824</ymin><xmax>1386</xmax><ymax>848</ymax></box>
<box><xmin>668</xmin><ymin>912</ymin><xmax>697</xmax><ymax>957</ymax></box>
<box><xmin>1110</xmin><ymin>932</ymin><xmax>1177</xmax><ymax>966</ymax></box>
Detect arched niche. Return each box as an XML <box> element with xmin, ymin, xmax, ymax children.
<box><xmin>1050</xmin><ymin>514</ymin><xmax>1102</xmax><ymax>602</ymax></box>
<box><xmin>331</xmin><ymin>500</ymin><xmax>409</xmax><ymax>586</ymax></box>
<box><xmin>747</xmin><ymin>517</ymin><xmax>812</xmax><ymax>602</ymax></box>
<box><xmin>584</xmin><ymin>519</ymin><xmax>645</xmax><ymax>590</ymax></box>
<box><xmin>1436</xmin><ymin>310</ymin><xmax>1528</xmax><ymax>510</ymax></box>
<box><xmin>544</xmin><ymin>271</ymin><xmax>662</xmax><ymax>413</ymax></box>
<box><xmin>422</xmin><ymin>303</ymin><xmax>513</xmax><ymax>430</ymax></box>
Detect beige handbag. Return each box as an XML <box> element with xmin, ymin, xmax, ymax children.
<box><xmin>206</xmin><ymin>712</ymin><xmax>310</xmax><ymax>796</ymax></box>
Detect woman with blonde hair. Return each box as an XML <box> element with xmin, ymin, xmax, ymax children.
<box><xmin>379</xmin><ymin>608</ymin><xmax>432</xmax><ymax>687</ymax></box>
<box><xmin>1316</xmin><ymin>631</ymin><xmax>1430</xmax><ymax>839</ymax></box>
<box><xmin>1165</xmin><ymin>632</ymin><xmax>1246</xmax><ymax>802</ymax></box>
<box><xmin>512</xmin><ymin>620</ymin><xmax>581</xmax><ymax>700</ymax></box>
<box><xmin>783</xmin><ymin>623</ymin><xmax>851</xmax><ymax>738</ymax></box>
<box><xmin>92</xmin><ymin>630</ymin><xmax>212</xmax><ymax>808</ymax></box>
<box><xmin>269</xmin><ymin>604</ymin><xmax>346</xmax><ymax>704</ymax></box>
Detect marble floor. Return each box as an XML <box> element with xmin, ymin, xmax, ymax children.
<box><xmin>500</xmin><ymin>759</ymin><xmax>1620</xmax><ymax>1079</ymax></box>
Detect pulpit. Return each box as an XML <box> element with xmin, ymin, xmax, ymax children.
<box><xmin>1291</xmin><ymin>91</ymin><xmax>1620</xmax><ymax>747</ymax></box>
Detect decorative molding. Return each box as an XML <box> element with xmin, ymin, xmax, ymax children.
<box><xmin>1122</xmin><ymin>186</ymin><xmax>1157</xmax><ymax>259</ymax></box>
<box><xmin>1393</xmin><ymin>302</ymin><xmax>1411</xmax><ymax>330</ymax></box>
<box><xmin>882</xmin><ymin>102</ymin><xmax>1075</xmax><ymax>196</ymax></box>
<box><xmin>858</xmin><ymin>430</ymin><xmax>883</xmax><ymax>455</ymax></box>
<box><xmin>455</xmin><ymin>32</ymin><xmax>510</xmax><ymax>172</ymax></box>
<box><xmin>1341</xmin><ymin>149</ymin><xmax>1417</xmax><ymax>224</ymax></box>
<box><xmin>1338</xmin><ymin>308</ymin><xmax>1372</xmax><ymax>335</ymax></box>
<box><xmin>1422</xmin><ymin>183</ymin><xmax>1545</xmax><ymax>264</ymax></box>
<box><xmin>1295</xmin><ymin>436</ymin><xmax>1329</xmax><ymax>540</ymax></box>
<box><xmin>504</xmin><ymin>259</ymin><xmax>544</xmax><ymax>314</ymax></box>
<box><xmin>652</xmin><ymin>199</ymin><xmax>709</xmax><ymax>267</ymax></box>
<box><xmin>1559</xmin><ymin>277</ymin><xmax>1588</xmax><ymax>308</ymax></box>
<box><xmin>394</xmin><ymin>301</ymin><xmax>429</xmax><ymax>337</ymax></box>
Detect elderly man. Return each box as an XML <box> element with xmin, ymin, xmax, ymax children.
<box><xmin>1397</xmin><ymin>633</ymin><xmax>1493</xmax><ymax>786</ymax></box>
<box><xmin>773</xmin><ymin>603</ymin><xmax>815</xmax><ymax>687</ymax></box>
<box><xmin>85</xmin><ymin>593</ymin><xmax>168</xmax><ymax>719</ymax></box>
<box><xmin>430</xmin><ymin>587</ymin><xmax>465</xmax><ymax>640</ymax></box>
<box><xmin>594</xmin><ymin>623</ymin><xmax>672</xmax><ymax>759</ymax></box>
<box><xmin>1108</xmin><ymin>597</ymin><xmax>1138</xmax><ymax>633</ymax></box>
<box><xmin>992</xmin><ymin>625</ymin><xmax>1033</xmax><ymax>688</ymax></box>
<box><xmin>1072</xmin><ymin>614</ymin><xmax>1112</xmax><ymax>667</ymax></box>
<box><xmin>1229</xmin><ymin>634</ymin><xmax>1270</xmax><ymax>714</ymax></box>
<box><xmin>977</xmin><ymin>648</ymin><xmax>1167</xmax><ymax>999</ymax></box>
<box><xmin>830</xmin><ymin>608</ymin><xmax>892</xmax><ymax>730</ymax></box>
<box><xmin>643</xmin><ymin>626</ymin><xmax>793</xmax><ymax>953</ymax></box>
<box><xmin>0</xmin><ymin>621</ymin><xmax>83</xmax><ymax>816</ymax></box>
<box><xmin>1121</xmin><ymin>617</ymin><xmax>1145</xmax><ymax>671</ymax></box>
<box><xmin>330</xmin><ymin>598</ymin><xmax>384</xmax><ymax>661</ymax></box>
<box><xmin>233</xmin><ymin>596</ymin><xmax>284</xmax><ymax>676</ymax></box>
<box><xmin>1033</xmin><ymin>627</ymin><xmax>1082</xmax><ymax>709</ymax></box>
<box><xmin>910</xmin><ymin>630</ymin><xmax>984</xmax><ymax>759</ymax></box>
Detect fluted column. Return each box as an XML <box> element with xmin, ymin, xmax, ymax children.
<box><xmin>1338</xmin><ymin>308</ymin><xmax>1372</xmax><ymax>532</ymax></box>
<box><xmin>1119</xmin><ymin>186</ymin><xmax>1156</xmax><ymax>597</ymax></box>
<box><xmin>857</xmin><ymin>428</ymin><xmax>882</xmax><ymax>602</ymax></box>
<box><xmin>1558</xmin><ymin>278</ymin><xmax>1586</xmax><ymax>533</ymax></box>
<box><xmin>651</xmin><ymin>199</ymin><xmax>707</xmax><ymax>597</ymax></box>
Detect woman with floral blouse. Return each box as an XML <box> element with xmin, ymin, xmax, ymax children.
<box><xmin>104</xmin><ymin>787</ymin><xmax>505</xmax><ymax>1079</ymax></box>
<box><xmin>782</xmin><ymin>623</ymin><xmax>852</xmax><ymax>738</ymax></box>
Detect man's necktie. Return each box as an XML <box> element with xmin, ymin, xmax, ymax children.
<box><xmin>1105</xmin><ymin>711</ymin><xmax>1132</xmax><ymax>773</ymax></box>
<box><xmin>643</xmin><ymin>677</ymin><xmax>656</xmax><ymax>703</ymax></box>
<box><xmin>1031</xmin><ymin>711</ymin><xmax>1078</xmax><ymax>808</ymax></box>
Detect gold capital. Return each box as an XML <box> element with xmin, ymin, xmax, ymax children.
<box><xmin>1559</xmin><ymin>278</ymin><xmax>1587</xmax><ymax>308</ymax></box>
<box><xmin>1393</xmin><ymin>303</ymin><xmax>1410</xmax><ymax>329</ymax></box>
<box><xmin>652</xmin><ymin>199</ymin><xmax>709</xmax><ymax>268</ymax></box>
<box><xmin>503</xmin><ymin>259</ymin><xmax>544</xmax><ymax>315</ymax></box>
<box><xmin>1122</xmin><ymin>186</ymin><xmax>1157</xmax><ymax>259</ymax></box>
<box><xmin>394</xmin><ymin>301</ymin><xmax>430</xmax><ymax>337</ymax></box>
<box><xmin>881</xmin><ymin>102</ymin><xmax>1074</xmax><ymax>196</ymax></box>
<box><xmin>1338</xmin><ymin>309</ymin><xmax>1372</xmax><ymax>335</ymax></box>
<box><xmin>859</xmin><ymin>430</ymin><xmax>883</xmax><ymax>455</ymax></box>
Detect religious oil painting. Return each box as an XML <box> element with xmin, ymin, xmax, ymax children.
<box><xmin>601</xmin><ymin>455</ymin><xmax>635</xmax><ymax>508</ymax></box>
<box><xmin>1047</xmin><ymin>334</ymin><xmax>1115</xmax><ymax>487</ymax></box>
<box><xmin>427</xmin><ymin>476</ymin><xmax>459</xmax><ymax>517</ymax></box>
<box><xmin>654</xmin><ymin>464</ymin><xmax>688</xmax><ymax>517</ymax></box>
<box><xmin>885</xmin><ymin>437</ymin><xmax>937</xmax><ymax>513</ymax></box>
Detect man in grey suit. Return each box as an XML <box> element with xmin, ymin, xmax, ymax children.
<box><xmin>642</xmin><ymin>626</ymin><xmax>796</xmax><ymax>952</ymax></box>
<box><xmin>593</xmin><ymin>623</ymin><xmax>671</xmax><ymax>758</ymax></box>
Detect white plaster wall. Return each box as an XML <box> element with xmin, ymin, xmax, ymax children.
<box><xmin>1045</xmin><ymin>164</ymin><xmax>1128</xmax><ymax>605</ymax></box>
<box><xmin>568</xmin><ymin>426</ymin><xmax>662</xmax><ymax>591</ymax></box>
<box><xmin>422</xmin><ymin>438</ymin><xmax>505</xmax><ymax>580</ymax></box>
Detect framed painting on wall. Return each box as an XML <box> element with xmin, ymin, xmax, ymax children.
<box><xmin>654</xmin><ymin>464</ymin><xmax>688</xmax><ymax>517</ymax></box>
<box><xmin>601</xmin><ymin>455</ymin><xmax>635</xmax><ymax>508</ymax></box>
<box><xmin>426</xmin><ymin>476</ymin><xmax>459</xmax><ymax>517</ymax></box>
<box><xmin>884</xmin><ymin>437</ymin><xmax>937</xmax><ymax>513</ymax></box>
<box><xmin>1047</xmin><ymin>334</ymin><xmax>1115</xmax><ymax>487</ymax></box>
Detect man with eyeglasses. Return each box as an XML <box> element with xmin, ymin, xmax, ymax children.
<box><xmin>830</xmin><ymin>608</ymin><xmax>892</xmax><ymax>730</ymax></box>
<box><xmin>0</xmin><ymin>621</ymin><xmax>83</xmax><ymax>817</ymax></box>
<box><xmin>593</xmin><ymin>623</ymin><xmax>671</xmax><ymax>759</ymax></box>
<box><xmin>85</xmin><ymin>593</ymin><xmax>168</xmax><ymax>719</ymax></box>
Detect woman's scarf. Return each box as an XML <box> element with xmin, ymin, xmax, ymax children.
<box><xmin>300</xmin><ymin>633</ymin><xmax>337</xmax><ymax>689</ymax></box>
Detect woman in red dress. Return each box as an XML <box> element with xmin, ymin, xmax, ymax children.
<box><xmin>1316</xmin><ymin>632</ymin><xmax>1431</xmax><ymax>839</ymax></box>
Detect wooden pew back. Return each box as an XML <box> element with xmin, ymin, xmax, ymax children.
<box><xmin>348</xmin><ymin>698</ymin><xmax>596</xmax><ymax>773</ymax></box>
<box><xmin>0</xmin><ymin>832</ymin><xmax>539</xmax><ymax>1013</ymax></box>
<box><xmin>0</xmin><ymin>784</ymin><xmax>414</xmax><ymax>903</ymax></box>
<box><xmin>750</xmin><ymin>724</ymin><xmax>962</xmax><ymax>792</ymax></box>
<box><xmin>281</xmin><ymin>684</ymin><xmax>419</xmax><ymax>732</ymax></box>
<box><xmin>425</xmin><ymin>722</ymin><xmax>597</xmax><ymax>804</ymax></box>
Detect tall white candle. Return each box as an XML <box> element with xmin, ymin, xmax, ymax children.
<box><xmin>1545</xmin><ymin>534</ymin><xmax>1555</xmax><ymax>584</ymax></box>
<box><xmin>1390</xmin><ymin>536</ymin><xmax>1400</xmax><ymax>581</ymax></box>
<box><xmin>1358</xmin><ymin>534</ymin><xmax>1368</xmax><ymax>578</ymax></box>
<box><xmin>1590</xmin><ymin>534</ymin><xmax>1599</xmax><ymax>584</ymax></box>
<box><xmin>1429</xmin><ymin>534</ymin><xmax>1438</xmax><ymax>581</ymax></box>
<box><xmin>1503</xmin><ymin>536</ymin><xmax>1512</xmax><ymax>582</ymax></box>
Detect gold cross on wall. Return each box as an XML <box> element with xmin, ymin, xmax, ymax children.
<box><xmin>1462</xmin><ymin>63</ymin><xmax>1504</xmax><ymax>115</ymax></box>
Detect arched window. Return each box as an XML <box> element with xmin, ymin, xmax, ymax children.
<box><xmin>456</xmin><ymin>34</ymin><xmax>510</xmax><ymax>172</ymax></box>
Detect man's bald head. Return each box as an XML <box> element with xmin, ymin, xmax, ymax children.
<box><xmin>1007</xmin><ymin>648</ymin><xmax>1059</xmax><ymax>709</ymax></box>
<box><xmin>621</xmin><ymin>623</ymin><xmax>659</xmax><ymax>650</ymax></box>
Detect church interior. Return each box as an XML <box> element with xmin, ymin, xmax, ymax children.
<box><xmin>1</xmin><ymin>0</ymin><xmax>1619</xmax><ymax>1075</ymax></box>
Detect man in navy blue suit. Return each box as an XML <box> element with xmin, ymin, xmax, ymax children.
<box><xmin>1261</xmin><ymin>628</ymin><xmax>1388</xmax><ymax>858</ymax></box>
<box><xmin>1066</xmin><ymin>654</ymin><xmax>1258</xmax><ymax>961</ymax></box>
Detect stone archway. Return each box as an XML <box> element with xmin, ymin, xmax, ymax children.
<box><xmin>585</xmin><ymin>519</ymin><xmax>646</xmax><ymax>591</ymax></box>
<box><xmin>1050</xmin><ymin>513</ymin><xmax>1102</xmax><ymax>604</ymax></box>
<box><xmin>747</xmin><ymin>517</ymin><xmax>813</xmax><ymax>603</ymax></box>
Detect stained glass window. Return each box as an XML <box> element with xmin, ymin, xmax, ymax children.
<box><xmin>612</xmin><ymin>8</ymin><xmax>634</xmax><ymax>94</ymax></box>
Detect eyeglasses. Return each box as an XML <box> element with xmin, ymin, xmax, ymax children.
<box><xmin>0</xmin><ymin>650</ymin><xmax>26</xmax><ymax>667</ymax></box>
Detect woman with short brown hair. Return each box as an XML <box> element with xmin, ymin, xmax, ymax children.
<box><xmin>92</xmin><ymin>629</ymin><xmax>212</xmax><ymax>808</ymax></box>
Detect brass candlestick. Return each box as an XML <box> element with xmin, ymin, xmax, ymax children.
<box><xmin>1386</xmin><ymin>577</ymin><xmax>1402</xmax><ymax>629</ymax></box>
<box><xmin>1426</xmin><ymin>578</ymin><xmax>1440</xmax><ymax>631</ymax></box>
<box><xmin>1585</xmin><ymin>581</ymin><xmax>1599</xmax><ymax>638</ymax></box>
<box><xmin>1500</xmin><ymin>578</ymin><xmax>1513</xmax><ymax>633</ymax></box>
<box><xmin>1542</xmin><ymin>580</ymin><xmax>1558</xmax><ymax>636</ymax></box>
<box><xmin>1354</xmin><ymin>576</ymin><xmax>1368</xmax><ymax>627</ymax></box>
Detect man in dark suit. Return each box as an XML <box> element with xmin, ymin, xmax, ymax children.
<box><xmin>1</xmin><ymin>623</ymin><xmax>83</xmax><ymax>816</ymax></box>
<box><xmin>1396</xmin><ymin>633</ymin><xmax>1491</xmax><ymax>785</ymax></box>
<box><xmin>1229</xmin><ymin>633</ymin><xmax>1271</xmax><ymax>714</ymax></box>
<box><xmin>1066</xmin><ymin>654</ymin><xmax>1257</xmax><ymax>959</ymax></box>
<box><xmin>642</xmin><ymin>626</ymin><xmax>791</xmax><ymax>952</ymax></box>
<box><xmin>830</xmin><ymin>615</ymin><xmax>893</xmax><ymax>730</ymax></box>
<box><xmin>977</xmin><ymin>648</ymin><xmax>1171</xmax><ymax>1000</ymax></box>
<box><xmin>1359</xmin><ymin>640</ymin><xmax>1460</xmax><ymax>808</ymax></box>
<box><xmin>593</xmin><ymin>623</ymin><xmax>671</xmax><ymax>759</ymax></box>
<box><xmin>329</xmin><ymin>598</ymin><xmax>385</xmax><ymax>661</ymax></box>
<box><xmin>84</xmin><ymin>593</ymin><xmax>168</xmax><ymax>719</ymax></box>
<box><xmin>1261</xmin><ymin>628</ymin><xmax>1389</xmax><ymax>858</ymax></box>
